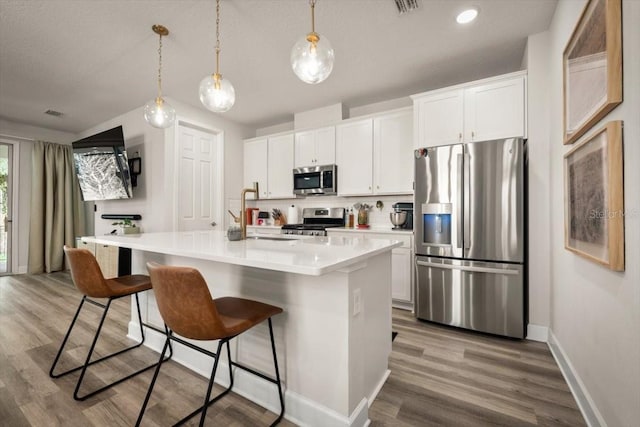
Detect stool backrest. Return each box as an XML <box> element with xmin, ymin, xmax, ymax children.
<box><xmin>63</xmin><ymin>245</ymin><xmax>112</xmax><ymax>298</ymax></box>
<box><xmin>146</xmin><ymin>262</ymin><xmax>225</xmax><ymax>340</ymax></box>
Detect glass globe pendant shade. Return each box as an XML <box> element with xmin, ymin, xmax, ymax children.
<box><xmin>143</xmin><ymin>97</ymin><xmax>176</xmax><ymax>129</ymax></box>
<box><xmin>291</xmin><ymin>32</ymin><xmax>334</xmax><ymax>84</ymax></box>
<box><xmin>199</xmin><ymin>73</ymin><xmax>236</xmax><ymax>112</ymax></box>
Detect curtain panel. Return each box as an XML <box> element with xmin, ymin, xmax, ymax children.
<box><xmin>28</xmin><ymin>141</ymin><xmax>86</xmax><ymax>274</ymax></box>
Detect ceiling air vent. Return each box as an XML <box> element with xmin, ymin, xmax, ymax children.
<box><xmin>394</xmin><ymin>0</ymin><xmax>420</xmax><ymax>15</ymax></box>
<box><xmin>44</xmin><ymin>109</ymin><xmax>64</xmax><ymax>117</ymax></box>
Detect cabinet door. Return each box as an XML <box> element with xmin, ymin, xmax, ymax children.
<box><xmin>95</xmin><ymin>244</ymin><xmax>118</xmax><ymax>279</ymax></box>
<box><xmin>415</xmin><ymin>90</ymin><xmax>463</xmax><ymax>147</ymax></box>
<box><xmin>464</xmin><ymin>76</ymin><xmax>525</xmax><ymax>142</ymax></box>
<box><xmin>267</xmin><ymin>133</ymin><xmax>294</xmax><ymax>199</ymax></box>
<box><xmin>391</xmin><ymin>247</ymin><xmax>412</xmax><ymax>303</ymax></box>
<box><xmin>243</xmin><ymin>137</ymin><xmax>268</xmax><ymax>199</ymax></box>
<box><xmin>76</xmin><ymin>238</ymin><xmax>96</xmax><ymax>254</ymax></box>
<box><xmin>336</xmin><ymin>119</ymin><xmax>373</xmax><ymax>196</ymax></box>
<box><xmin>294</xmin><ymin>130</ymin><xmax>316</xmax><ymax>167</ymax></box>
<box><xmin>373</xmin><ymin>109</ymin><xmax>413</xmax><ymax>194</ymax></box>
<box><xmin>314</xmin><ymin>126</ymin><xmax>336</xmax><ymax>165</ymax></box>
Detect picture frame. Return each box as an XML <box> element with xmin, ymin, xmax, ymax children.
<box><xmin>563</xmin><ymin>0</ymin><xmax>622</xmax><ymax>145</ymax></box>
<box><xmin>564</xmin><ymin>121</ymin><xmax>624</xmax><ymax>271</ymax></box>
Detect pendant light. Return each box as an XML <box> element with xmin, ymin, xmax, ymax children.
<box><xmin>199</xmin><ymin>0</ymin><xmax>235</xmax><ymax>112</ymax></box>
<box><xmin>291</xmin><ymin>0</ymin><xmax>334</xmax><ymax>84</ymax></box>
<box><xmin>143</xmin><ymin>25</ymin><xmax>176</xmax><ymax>129</ymax></box>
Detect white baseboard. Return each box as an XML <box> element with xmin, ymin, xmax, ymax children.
<box><xmin>547</xmin><ymin>331</ymin><xmax>606</xmax><ymax>427</ymax></box>
<box><xmin>526</xmin><ymin>323</ymin><xmax>549</xmax><ymax>342</ymax></box>
<box><xmin>129</xmin><ymin>323</ymin><xmax>371</xmax><ymax>427</ymax></box>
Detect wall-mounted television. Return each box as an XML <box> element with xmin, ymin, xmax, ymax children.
<box><xmin>72</xmin><ymin>126</ymin><xmax>133</xmax><ymax>201</ymax></box>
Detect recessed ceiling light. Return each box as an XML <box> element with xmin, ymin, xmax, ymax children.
<box><xmin>456</xmin><ymin>8</ymin><xmax>478</xmax><ymax>24</ymax></box>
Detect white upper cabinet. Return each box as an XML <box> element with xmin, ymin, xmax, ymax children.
<box><xmin>414</xmin><ymin>90</ymin><xmax>464</xmax><ymax>147</ymax></box>
<box><xmin>267</xmin><ymin>133</ymin><xmax>294</xmax><ymax>199</ymax></box>
<box><xmin>294</xmin><ymin>126</ymin><xmax>335</xmax><ymax>167</ymax></box>
<box><xmin>336</xmin><ymin>118</ymin><xmax>374</xmax><ymax>196</ymax></box>
<box><xmin>412</xmin><ymin>71</ymin><xmax>527</xmax><ymax>148</ymax></box>
<box><xmin>243</xmin><ymin>133</ymin><xmax>293</xmax><ymax>199</ymax></box>
<box><xmin>243</xmin><ymin>137</ymin><xmax>268</xmax><ymax>199</ymax></box>
<box><xmin>337</xmin><ymin>108</ymin><xmax>413</xmax><ymax>196</ymax></box>
<box><xmin>373</xmin><ymin>108</ymin><xmax>413</xmax><ymax>194</ymax></box>
<box><xmin>464</xmin><ymin>76</ymin><xmax>525</xmax><ymax>142</ymax></box>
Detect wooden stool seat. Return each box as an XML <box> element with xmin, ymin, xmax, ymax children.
<box><xmin>49</xmin><ymin>246</ymin><xmax>171</xmax><ymax>401</ymax></box>
<box><xmin>136</xmin><ymin>263</ymin><xmax>285</xmax><ymax>426</ymax></box>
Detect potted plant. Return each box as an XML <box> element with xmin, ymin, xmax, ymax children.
<box><xmin>353</xmin><ymin>203</ymin><xmax>372</xmax><ymax>228</ymax></box>
<box><xmin>112</xmin><ymin>218</ymin><xmax>139</xmax><ymax>235</ymax></box>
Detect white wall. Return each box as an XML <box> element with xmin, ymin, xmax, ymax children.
<box><xmin>525</xmin><ymin>31</ymin><xmax>552</xmax><ymax>337</ymax></box>
<box><xmin>0</xmin><ymin>119</ymin><xmax>78</xmax><ymax>273</ymax></box>
<box><xmin>78</xmin><ymin>98</ymin><xmax>253</xmax><ymax>235</ymax></box>
<box><xmin>528</xmin><ymin>1</ymin><xmax>640</xmax><ymax>425</ymax></box>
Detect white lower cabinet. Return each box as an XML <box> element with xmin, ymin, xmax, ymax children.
<box><xmin>327</xmin><ymin>230</ymin><xmax>414</xmax><ymax>310</ymax></box>
<box><xmin>391</xmin><ymin>247</ymin><xmax>412</xmax><ymax>303</ymax></box>
<box><xmin>75</xmin><ymin>238</ymin><xmax>118</xmax><ymax>279</ymax></box>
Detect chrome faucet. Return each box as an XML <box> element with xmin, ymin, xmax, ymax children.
<box><xmin>240</xmin><ymin>182</ymin><xmax>259</xmax><ymax>239</ymax></box>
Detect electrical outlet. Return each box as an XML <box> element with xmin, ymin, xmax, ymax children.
<box><xmin>353</xmin><ymin>288</ymin><xmax>361</xmax><ymax>316</ymax></box>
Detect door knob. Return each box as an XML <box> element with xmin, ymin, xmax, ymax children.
<box><xmin>210</xmin><ymin>222</ymin><xmax>217</xmax><ymax>227</ymax></box>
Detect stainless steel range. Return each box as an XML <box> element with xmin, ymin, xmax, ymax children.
<box><xmin>281</xmin><ymin>207</ymin><xmax>345</xmax><ymax>236</ymax></box>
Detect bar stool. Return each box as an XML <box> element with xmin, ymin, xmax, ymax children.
<box><xmin>137</xmin><ymin>262</ymin><xmax>285</xmax><ymax>427</ymax></box>
<box><xmin>50</xmin><ymin>245</ymin><xmax>172</xmax><ymax>401</ymax></box>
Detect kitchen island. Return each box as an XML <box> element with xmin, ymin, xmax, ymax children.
<box><xmin>82</xmin><ymin>231</ymin><xmax>401</xmax><ymax>427</ymax></box>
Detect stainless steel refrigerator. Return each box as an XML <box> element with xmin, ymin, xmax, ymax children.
<box><xmin>414</xmin><ymin>138</ymin><xmax>526</xmax><ymax>338</ymax></box>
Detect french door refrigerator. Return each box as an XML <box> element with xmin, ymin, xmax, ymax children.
<box><xmin>414</xmin><ymin>138</ymin><xmax>526</xmax><ymax>338</ymax></box>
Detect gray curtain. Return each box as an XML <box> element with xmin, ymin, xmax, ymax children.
<box><xmin>28</xmin><ymin>141</ymin><xmax>86</xmax><ymax>273</ymax></box>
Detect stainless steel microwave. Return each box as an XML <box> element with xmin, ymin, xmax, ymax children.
<box><xmin>293</xmin><ymin>164</ymin><xmax>337</xmax><ymax>196</ymax></box>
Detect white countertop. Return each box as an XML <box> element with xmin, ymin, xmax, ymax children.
<box><xmin>327</xmin><ymin>226</ymin><xmax>414</xmax><ymax>235</ymax></box>
<box><xmin>82</xmin><ymin>230</ymin><xmax>401</xmax><ymax>276</ymax></box>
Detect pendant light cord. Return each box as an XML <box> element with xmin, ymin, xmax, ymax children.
<box><xmin>310</xmin><ymin>0</ymin><xmax>316</xmax><ymax>33</ymax></box>
<box><xmin>157</xmin><ymin>33</ymin><xmax>163</xmax><ymax>99</ymax></box>
<box><xmin>215</xmin><ymin>0</ymin><xmax>221</xmax><ymax>77</ymax></box>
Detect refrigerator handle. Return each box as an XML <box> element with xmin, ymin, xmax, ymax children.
<box><xmin>416</xmin><ymin>260</ymin><xmax>520</xmax><ymax>276</ymax></box>
<box><xmin>456</xmin><ymin>154</ymin><xmax>463</xmax><ymax>249</ymax></box>
<box><xmin>464</xmin><ymin>153</ymin><xmax>471</xmax><ymax>250</ymax></box>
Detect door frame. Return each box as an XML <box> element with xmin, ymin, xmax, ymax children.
<box><xmin>169</xmin><ymin>118</ymin><xmax>225</xmax><ymax>232</ymax></box>
<box><xmin>0</xmin><ymin>138</ymin><xmax>20</xmax><ymax>274</ymax></box>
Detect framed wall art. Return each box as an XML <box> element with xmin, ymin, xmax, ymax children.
<box><xmin>563</xmin><ymin>0</ymin><xmax>622</xmax><ymax>145</ymax></box>
<box><xmin>564</xmin><ymin>121</ymin><xmax>624</xmax><ymax>271</ymax></box>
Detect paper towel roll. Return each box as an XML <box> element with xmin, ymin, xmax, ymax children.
<box><xmin>287</xmin><ymin>205</ymin><xmax>299</xmax><ymax>225</ymax></box>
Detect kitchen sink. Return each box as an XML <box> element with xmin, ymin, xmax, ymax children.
<box><xmin>247</xmin><ymin>235</ymin><xmax>299</xmax><ymax>241</ymax></box>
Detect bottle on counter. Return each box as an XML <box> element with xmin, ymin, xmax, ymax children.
<box><xmin>348</xmin><ymin>208</ymin><xmax>354</xmax><ymax>228</ymax></box>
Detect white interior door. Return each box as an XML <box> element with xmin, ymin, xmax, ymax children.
<box><xmin>177</xmin><ymin>125</ymin><xmax>220</xmax><ymax>231</ymax></box>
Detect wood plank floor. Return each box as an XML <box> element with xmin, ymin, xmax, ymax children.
<box><xmin>0</xmin><ymin>272</ymin><xmax>585</xmax><ymax>426</ymax></box>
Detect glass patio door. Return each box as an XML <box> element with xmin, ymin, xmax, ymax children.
<box><xmin>0</xmin><ymin>143</ymin><xmax>12</xmax><ymax>274</ymax></box>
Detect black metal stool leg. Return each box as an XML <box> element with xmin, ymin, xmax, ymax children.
<box><xmin>50</xmin><ymin>292</ymin><xmax>173</xmax><ymax>401</ymax></box>
<box><xmin>135</xmin><ymin>326</ymin><xmax>172</xmax><ymax>427</ymax></box>
<box><xmin>198</xmin><ymin>339</ymin><xmax>226</xmax><ymax>427</ymax></box>
<box><xmin>73</xmin><ymin>297</ymin><xmax>114</xmax><ymax>400</ymax></box>
<box><xmin>172</xmin><ymin>338</ymin><xmax>235</xmax><ymax>427</ymax></box>
<box><xmin>50</xmin><ymin>296</ymin><xmax>87</xmax><ymax>378</ymax></box>
<box><xmin>268</xmin><ymin>318</ymin><xmax>285</xmax><ymax>426</ymax></box>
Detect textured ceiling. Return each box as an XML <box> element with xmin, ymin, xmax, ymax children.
<box><xmin>0</xmin><ymin>0</ymin><xmax>558</xmax><ymax>133</ymax></box>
